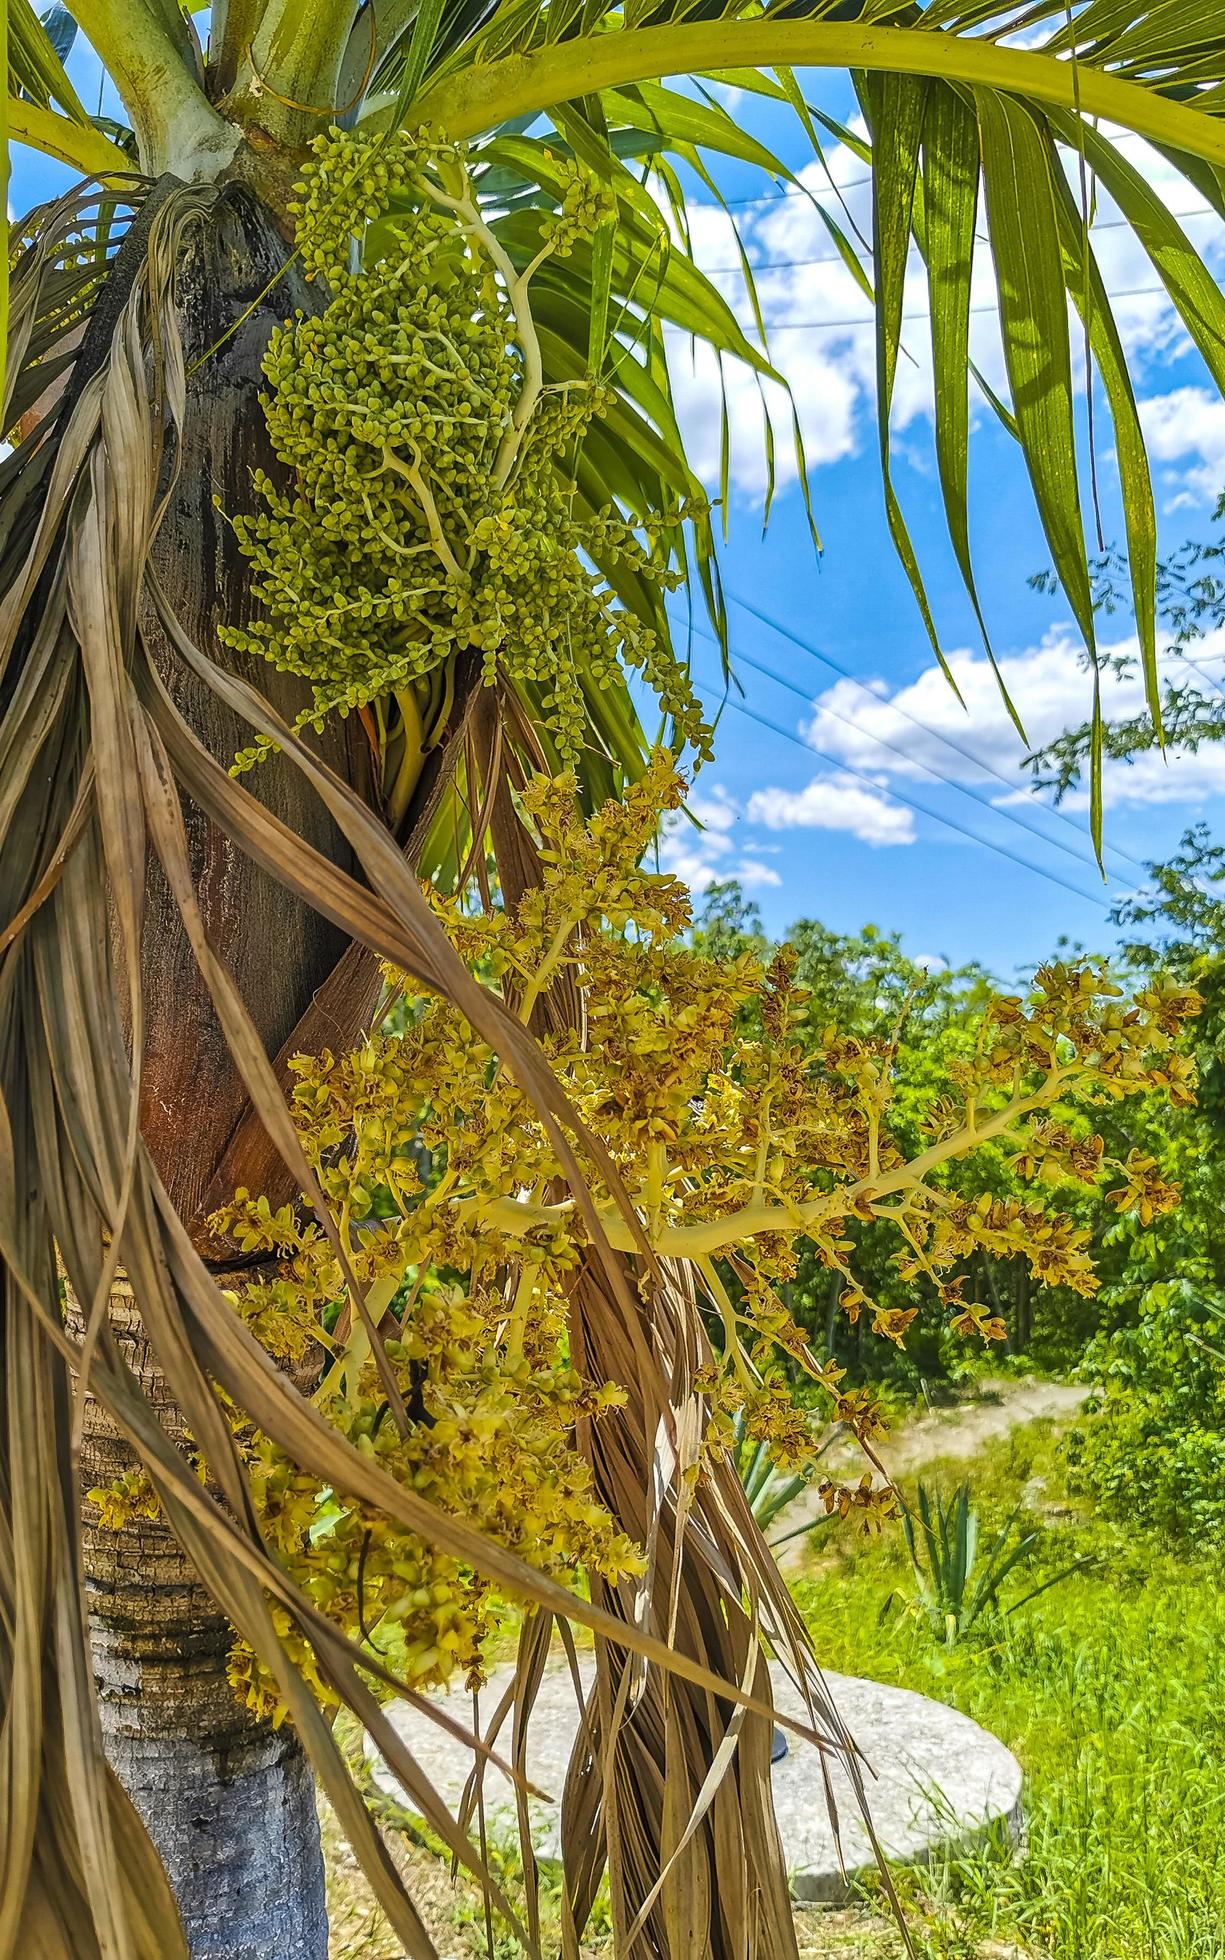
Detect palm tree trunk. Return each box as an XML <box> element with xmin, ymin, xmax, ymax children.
<box><xmin>70</xmin><ymin>1281</ymin><xmax>328</xmax><ymax>1960</ymax></box>
<box><xmin>566</xmin><ymin>1257</ymin><xmax>798</xmax><ymax>1960</ymax></box>
<box><xmin>72</xmin><ymin>184</ymin><xmax>379</xmax><ymax>1951</ymax></box>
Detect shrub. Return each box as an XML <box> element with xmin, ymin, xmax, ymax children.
<box><xmin>1066</xmin><ymin>1391</ymin><xmax>1225</xmax><ymax>1547</ymax></box>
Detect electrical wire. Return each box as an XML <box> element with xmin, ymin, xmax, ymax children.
<box><xmin>722</xmin><ymin>592</ymin><xmax>1153</xmax><ymax>876</ymax></box>
<box><xmin>697</xmin><ymin>686</ymin><xmax>1117</xmax><ymax>912</ymax></box>
<box><xmin>690</xmin><ymin>620</ymin><xmax>1142</xmax><ymax>890</ymax></box>
<box><xmin>716</xmin><ymin>129</ymin><xmax>1201</xmax><ymax>212</ymax></box>
<box><xmin>742</xmin><ymin>278</ymin><xmax>1175</xmax><ymax>333</ymax></box>
<box><xmin>698</xmin><ymin>203</ymin><xmax>1215</xmax><ymax>278</ymax></box>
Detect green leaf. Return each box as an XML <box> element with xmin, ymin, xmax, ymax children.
<box><xmin>6</xmin><ymin>96</ymin><xmax>129</xmax><ymax>174</ymax></box>
<box><xmin>388</xmin><ymin>0</ymin><xmax>446</xmax><ymax>120</ymax></box>
<box><xmin>414</xmin><ymin>21</ymin><xmax>1225</xmax><ymax>171</ymax></box>
<box><xmin>684</xmin><ymin>150</ymin><xmax>772</xmax><ymax>352</ymax></box>
<box><xmin>1050</xmin><ymin>145</ymin><xmax>1161</xmax><ymax>745</ymax></box>
<box><xmin>494</xmin><ymin>205</ymin><xmax>774</xmax><ymax>374</ymax></box>
<box><xmin>860</xmin><ymin>72</ymin><xmax>961</xmax><ymax>696</ymax></box>
<box><xmin>1061</xmin><ymin>115</ymin><xmax>1225</xmax><ymax>401</ymax></box>
<box><xmin>586</xmin><ymin>209</ymin><xmax>616</xmax><ymax>375</ymax></box>
<box><xmin>713</xmin><ymin>71</ymin><xmax>873</xmax><ymax>166</ymax></box>
<box><xmin>599</xmin><ymin>80</ymin><xmax>797</xmax><ymax>181</ymax></box>
<box><xmin>976</xmin><ymin>87</ymin><xmax>1107</xmax><ymax>852</ymax></box>
<box><xmin>10</xmin><ymin>0</ymin><xmax>88</xmax><ymax>120</ymax></box>
<box><xmin>919</xmin><ymin>82</ymin><xmax>1024</xmax><ymax>736</ymax></box>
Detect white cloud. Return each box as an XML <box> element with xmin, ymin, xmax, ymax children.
<box><xmin>1139</xmin><ymin>387</ymin><xmax>1225</xmax><ymax>506</ymax></box>
<box><xmin>728</xmin><ymin>858</ymin><xmax>781</xmax><ymax>889</ymax></box>
<box><xmin>746</xmin><ymin>772</ymin><xmax>915</xmax><ymax>845</ymax></box>
<box><xmin>658</xmin><ymin>786</ymin><xmax>782</xmax><ymax>890</ymax></box>
<box><xmin>665</xmin><ymin>327</ymin><xmax>861</xmax><ymax>498</ymax></box>
<box><xmin>686</xmin><ymin>784</ymin><xmax>738</xmax><ymax>834</ymax></box>
<box><xmin>797</xmin><ymin>624</ymin><xmax>1225</xmax><ymax>812</ymax></box>
<box><xmin>656</xmin><ymin>125</ymin><xmax>1225</xmax><ymax>504</ymax></box>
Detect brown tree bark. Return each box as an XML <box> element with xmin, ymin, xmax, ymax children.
<box><xmin>78</xmin><ymin>185</ymin><xmax>379</xmax><ymax>1955</ymax></box>
<box><xmin>134</xmin><ymin>185</ymin><xmax>377</xmax><ymax>1248</ymax></box>
<box><xmin>70</xmin><ymin>1282</ymin><xmax>328</xmax><ymax>1960</ymax></box>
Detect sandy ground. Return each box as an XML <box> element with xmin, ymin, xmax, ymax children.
<box><xmin>862</xmin><ymin>1378</ymin><xmax>1091</xmax><ymax>1477</ymax></box>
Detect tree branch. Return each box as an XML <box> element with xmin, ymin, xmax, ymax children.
<box><xmin>462</xmin><ymin>1072</ymin><xmax>1076</xmax><ymax>1263</ymax></box>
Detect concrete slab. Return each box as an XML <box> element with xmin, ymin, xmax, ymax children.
<box><xmin>366</xmin><ymin>1657</ymin><xmax>1023</xmax><ymax>1903</ymax></box>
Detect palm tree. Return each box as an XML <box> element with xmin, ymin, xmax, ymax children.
<box><xmin>2</xmin><ymin>2</ymin><xmax>1223</xmax><ymax>1954</ymax></box>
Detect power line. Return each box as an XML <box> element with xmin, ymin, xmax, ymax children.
<box><xmin>722</xmin><ymin>171</ymin><xmax>875</xmax><ymax>211</ymax></box>
<box><xmin>723</xmin><ymin>591</ymin><xmax>1152</xmax><ymax>877</ymax></box>
<box><xmin>715</xmin><ymin>128</ymin><xmax>1197</xmax><ymax>213</ymax></box>
<box><xmin>743</xmin><ymin>277</ymin><xmax>1172</xmax><ymax>333</ymax></box>
<box><xmin>698</xmin><ymin>686</ymin><xmax>1115</xmax><ymax>912</ymax></box>
<box><xmin>1181</xmin><ymin>654</ymin><xmax>1225</xmax><ymax>704</ymax></box>
<box><xmin>691</xmin><ymin>621</ymin><xmax>1141</xmax><ymax>890</ymax></box>
<box><xmin>698</xmin><ymin>203</ymin><xmax>1215</xmax><ymax>278</ymax></box>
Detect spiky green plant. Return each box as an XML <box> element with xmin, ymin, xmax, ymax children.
<box><xmin>897</xmin><ymin>1479</ymin><xmax>1084</xmax><ymax>1646</ymax></box>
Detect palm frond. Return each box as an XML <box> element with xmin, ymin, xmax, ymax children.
<box><xmin>390</xmin><ymin>2</ymin><xmax>1225</xmax><ymax>836</ymax></box>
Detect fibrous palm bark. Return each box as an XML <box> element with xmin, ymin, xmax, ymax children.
<box><xmin>62</xmin><ymin>181</ymin><xmax>373</xmax><ymax>1951</ymax></box>
<box><xmin>71</xmin><ymin>1282</ymin><xmax>328</xmax><ymax>1960</ymax></box>
<box><xmin>65</xmin><ymin>181</ymin><xmax>493</xmax><ymax>1948</ymax></box>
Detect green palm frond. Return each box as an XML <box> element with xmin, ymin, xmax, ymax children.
<box><xmin>7</xmin><ymin>0</ymin><xmax>130</xmax><ymax>171</ymax></box>
<box><xmin>396</xmin><ymin>5</ymin><xmax>1225</xmax><ymax>849</ymax></box>
<box><xmin>10</xmin><ymin>0</ymin><xmax>1225</xmax><ymax>815</ymax></box>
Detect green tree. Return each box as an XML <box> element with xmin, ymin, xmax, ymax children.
<box><xmin>3</xmin><ymin>4</ymin><xmax>1225</xmax><ymax>1955</ymax></box>
<box><xmin>694</xmin><ymin>888</ymin><xmax>1071</xmax><ymax>1384</ymax></box>
<box><xmin>1031</xmin><ymin>504</ymin><xmax>1225</xmax><ymax>1522</ymax></box>
<box><xmin>1032</xmin><ymin>496</ymin><xmax>1225</xmax><ymax>804</ymax></box>
<box><xmin>1066</xmin><ymin>829</ymin><xmax>1225</xmax><ymax>1544</ymax></box>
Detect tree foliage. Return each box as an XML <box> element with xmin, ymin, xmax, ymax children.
<box><xmin>1065</xmin><ymin>828</ymin><xmax>1225</xmax><ymax>1545</ymax></box>
<box><xmin>1031</xmin><ymin>496</ymin><xmax>1225</xmax><ymax>807</ymax></box>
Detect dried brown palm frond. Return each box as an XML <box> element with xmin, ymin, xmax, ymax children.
<box><xmin>0</xmin><ymin>177</ymin><xmax>851</xmax><ymax>1957</ymax></box>
<box><xmin>437</xmin><ymin>702</ymin><xmax>895</xmax><ymax>1960</ymax></box>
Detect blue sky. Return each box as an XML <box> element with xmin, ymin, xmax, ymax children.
<box><xmin>13</xmin><ymin>55</ymin><xmax>1225</xmax><ymax>982</ymax></box>
<box><xmin>648</xmin><ymin>82</ymin><xmax>1225</xmax><ymax>979</ymax></box>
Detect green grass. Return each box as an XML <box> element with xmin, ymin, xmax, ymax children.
<box><xmin>793</xmin><ymin>1421</ymin><xmax>1225</xmax><ymax>1959</ymax></box>
<box><xmin>327</xmin><ymin>1415</ymin><xmax>1225</xmax><ymax>1959</ymax></box>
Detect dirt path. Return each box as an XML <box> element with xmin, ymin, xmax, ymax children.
<box><xmin>862</xmin><ymin>1376</ymin><xmax>1090</xmax><ymax>1477</ymax></box>
<box><xmin>777</xmin><ymin>1376</ymin><xmax>1091</xmax><ymax>1559</ymax></box>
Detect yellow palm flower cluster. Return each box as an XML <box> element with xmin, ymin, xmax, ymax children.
<box><xmin>220</xmin><ymin>128</ymin><xmax>710</xmax><ymax>804</ymax></box>
<box><xmin>195</xmin><ymin>757</ymin><xmax>1199</xmax><ymax>1712</ymax></box>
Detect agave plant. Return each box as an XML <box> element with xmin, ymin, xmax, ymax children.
<box><xmin>2</xmin><ymin>2</ymin><xmax>1224</xmax><ymax>1956</ymax></box>
<box><xmin>895</xmin><ymin>1479</ymin><xmax>1085</xmax><ymax>1647</ymax></box>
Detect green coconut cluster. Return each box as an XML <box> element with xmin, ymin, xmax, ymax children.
<box><xmin>221</xmin><ymin>128</ymin><xmax>711</xmax><ymax>796</ymax></box>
